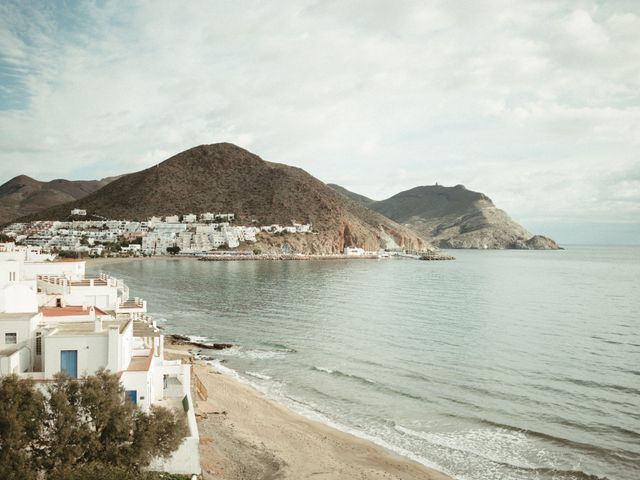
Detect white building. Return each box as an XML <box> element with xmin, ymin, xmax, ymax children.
<box><xmin>0</xmin><ymin>253</ymin><xmax>201</xmax><ymax>475</ymax></box>
<box><xmin>344</xmin><ymin>246</ymin><xmax>365</xmax><ymax>256</ymax></box>
<box><xmin>71</xmin><ymin>208</ymin><xmax>87</xmax><ymax>216</ymax></box>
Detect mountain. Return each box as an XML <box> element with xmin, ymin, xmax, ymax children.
<box><xmin>19</xmin><ymin>143</ymin><xmax>431</xmax><ymax>254</ymax></box>
<box><xmin>326</xmin><ymin>184</ymin><xmax>374</xmax><ymax>206</ymax></box>
<box><xmin>330</xmin><ymin>184</ymin><xmax>559</xmax><ymax>250</ymax></box>
<box><xmin>0</xmin><ymin>175</ymin><xmax>118</xmax><ymax>224</ymax></box>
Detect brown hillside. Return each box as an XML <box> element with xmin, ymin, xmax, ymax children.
<box><xmin>22</xmin><ymin>143</ymin><xmax>431</xmax><ymax>254</ymax></box>
<box><xmin>0</xmin><ymin>175</ymin><xmax>114</xmax><ymax>224</ymax></box>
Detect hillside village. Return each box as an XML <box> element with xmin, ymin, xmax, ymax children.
<box><xmin>0</xmin><ymin>242</ymin><xmax>201</xmax><ymax>475</ymax></box>
<box><xmin>2</xmin><ymin>210</ymin><xmax>313</xmax><ymax>257</ymax></box>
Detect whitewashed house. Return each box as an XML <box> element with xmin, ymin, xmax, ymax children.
<box><xmin>0</xmin><ymin>251</ymin><xmax>201</xmax><ymax>475</ymax></box>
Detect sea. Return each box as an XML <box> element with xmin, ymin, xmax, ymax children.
<box><xmin>89</xmin><ymin>246</ymin><xmax>640</xmax><ymax>480</ymax></box>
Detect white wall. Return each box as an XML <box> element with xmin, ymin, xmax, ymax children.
<box><xmin>22</xmin><ymin>261</ymin><xmax>85</xmax><ymax>280</ymax></box>
<box><xmin>0</xmin><ymin>346</ymin><xmax>31</xmax><ymax>375</ymax></box>
<box><xmin>120</xmin><ymin>369</ymin><xmax>153</xmax><ymax>411</ymax></box>
<box><xmin>0</xmin><ymin>260</ymin><xmax>20</xmax><ymax>292</ymax></box>
<box><xmin>2</xmin><ymin>283</ymin><xmax>38</xmax><ymax>313</ymax></box>
<box><xmin>0</xmin><ymin>314</ymin><xmax>39</xmax><ymax>354</ymax></box>
<box><xmin>43</xmin><ymin>334</ymin><xmax>109</xmax><ymax>378</ymax></box>
<box><xmin>148</xmin><ymin>390</ymin><xmax>201</xmax><ymax>475</ymax></box>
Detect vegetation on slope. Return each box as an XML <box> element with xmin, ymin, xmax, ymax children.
<box><xmin>20</xmin><ymin>143</ymin><xmax>430</xmax><ymax>253</ymax></box>
<box><xmin>0</xmin><ymin>175</ymin><xmax>116</xmax><ymax>224</ymax></box>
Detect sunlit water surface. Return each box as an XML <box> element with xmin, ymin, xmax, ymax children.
<box><xmin>90</xmin><ymin>246</ymin><xmax>640</xmax><ymax>480</ymax></box>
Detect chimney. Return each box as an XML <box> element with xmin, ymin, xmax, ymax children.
<box><xmin>91</xmin><ymin>306</ymin><xmax>101</xmax><ymax>332</ymax></box>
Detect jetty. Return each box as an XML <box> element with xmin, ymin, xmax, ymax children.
<box><xmin>196</xmin><ymin>250</ymin><xmax>455</xmax><ymax>262</ymax></box>
<box><xmin>397</xmin><ymin>249</ymin><xmax>456</xmax><ymax>261</ymax></box>
<box><xmin>198</xmin><ymin>253</ymin><xmax>380</xmax><ymax>262</ymax></box>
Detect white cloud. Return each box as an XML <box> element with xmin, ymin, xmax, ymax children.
<box><xmin>0</xmin><ymin>0</ymin><xmax>638</xmax><ymax>239</ymax></box>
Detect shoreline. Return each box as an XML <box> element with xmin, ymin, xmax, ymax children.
<box><xmin>165</xmin><ymin>341</ymin><xmax>453</xmax><ymax>480</ymax></box>
<box><xmin>84</xmin><ymin>255</ymin><xmax>195</xmax><ymax>267</ymax></box>
<box><xmin>197</xmin><ymin>253</ymin><xmax>382</xmax><ymax>261</ymax></box>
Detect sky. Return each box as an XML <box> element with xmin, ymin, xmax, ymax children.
<box><xmin>1</xmin><ymin>0</ymin><xmax>639</xmax><ymax>244</ymax></box>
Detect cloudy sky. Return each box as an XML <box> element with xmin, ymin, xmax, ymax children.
<box><xmin>1</xmin><ymin>0</ymin><xmax>639</xmax><ymax>243</ymax></box>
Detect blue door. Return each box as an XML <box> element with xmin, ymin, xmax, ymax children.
<box><xmin>60</xmin><ymin>350</ymin><xmax>78</xmax><ymax>378</ymax></box>
<box><xmin>125</xmin><ymin>390</ymin><xmax>137</xmax><ymax>404</ymax></box>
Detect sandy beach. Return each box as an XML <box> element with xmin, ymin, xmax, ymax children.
<box><xmin>165</xmin><ymin>345</ymin><xmax>451</xmax><ymax>480</ymax></box>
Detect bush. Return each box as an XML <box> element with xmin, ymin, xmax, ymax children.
<box><xmin>50</xmin><ymin>463</ymin><xmax>191</xmax><ymax>480</ymax></box>
<box><xmin>57</xmin><ymin>250</ymin><xmax>80</xmax><ymax>259</ymax></box>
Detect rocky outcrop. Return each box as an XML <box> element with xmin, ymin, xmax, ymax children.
<box><xmin>522</xmin><ymin>235</ymin><xmax>561</xmax><ymax>250</ymax></box>
<box><xmin>330</xmin><ymin>184</ymin><xmax>560</xmax><ymax>250</ymax></box>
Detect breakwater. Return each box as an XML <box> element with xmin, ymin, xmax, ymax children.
<box><xmin>198</xmin><ymin>254</ymin><xmax>381</xmax><ymax>261</ymax></box>
<box><xmin>196</xmin><ymin>252</ymin><xmax>455</xmax><ymax>262</ymax></box>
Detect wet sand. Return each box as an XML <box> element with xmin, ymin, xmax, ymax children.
<box><xmin>165</xmin><ymin>345</ymin><xmax>452</xmax><ymax>480</ymax></box>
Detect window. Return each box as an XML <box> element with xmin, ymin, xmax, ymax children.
<box><xmin>36</xmin><ymin>333</ymin><xmax>42</xmax><ymax>355</ymax></box>
<box><xmin>8</xmin><ymin>271</ymin><xmax>16</xmax><ymax>281</ymax></box>
<box><xmin>5</xmin><ymin>333</ymin><xmax>17</xmax><ymax>344</ymax></box>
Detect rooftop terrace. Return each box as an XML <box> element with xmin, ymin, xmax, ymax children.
<box><xmin>48</xmin><ymin>319</ymin><xmax>130</xmax><ymax>336</ymax></box>
<box><xmin>0</xmin><ymin>312</ymin><xmax>39</xmax><ymax>322</ymax></box>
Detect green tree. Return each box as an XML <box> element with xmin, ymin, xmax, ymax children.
<box><xmin>0</xmin><ymin>371</ymin><xmax>188</xmax><ymax>478</ymax></box>
<box><xmin>43</xmin><ymin>374</ymin><xmax>94</xmax><ymax>473</ymax></box>
<box><xmin>0</xmin><ymin>375</ymin><xmax>46</xmax><ymax>480</ymax></box>
<box><xmin>166</xmin><ymin>245</ymin><xmax>180</xmax><ymax>255</ymax></box>
<box><xmin>47</xmin><ymin>370</ymin><xmax>188</xmax><ymax>472</ymax></box>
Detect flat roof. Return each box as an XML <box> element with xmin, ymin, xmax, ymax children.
<box><xmin>132</xmin><ymin>321</ymin><xmax>161</xmax><ymax>338</ymax></box>
<box><xmin>47</xmin><ymin>319</ymin><xmax>128</xmax><ymax>337</ymax></box>
<box><xmin>0</xmin><ymin>312</ymin><xmax>39</xmax><ymax>322</ymax></box>
<box><xmin>127</xmin><ymin>353</ymin><xmax>154</xmax><ymax>372</ymax></box>
<box><xmin>40</xmin><ymin>306</ymin><xmax>108</xmax><ymax>317</ymax></box>
<box><xmin>0</xmin><ymin>346</ymin><xmax>22</xmax><ymax>357</ymax></box>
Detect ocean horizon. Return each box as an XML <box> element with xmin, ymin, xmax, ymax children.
<box><xmin>90</xmin><ymin>245</ymin><xmax>640</xmax><ymax>480</ymax></box>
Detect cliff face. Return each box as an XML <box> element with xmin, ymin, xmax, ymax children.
<box><xmin>0</xmin><ymin>175</ymin><xmax>115</xmax><ymax>224</ymax></box>
<box><xmin>331</xmin><ymin>184</ymin><xmax>560</xmax><ymax>250</ymax></box>
<box><xmin>21</xmin><ymin>144</ymin><xmax>431</xmax><ymax>254</ymax></box>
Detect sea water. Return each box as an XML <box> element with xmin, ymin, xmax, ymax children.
<box><xmin>89</xmin><ymin>246</ymin><xmax>640</xmax><ymax>480</ymax></box>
